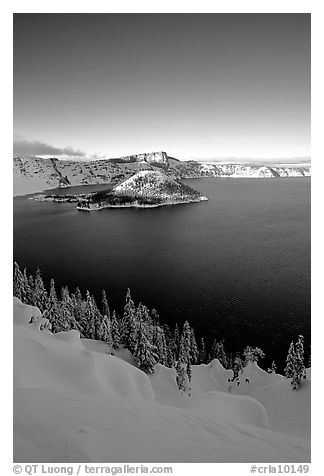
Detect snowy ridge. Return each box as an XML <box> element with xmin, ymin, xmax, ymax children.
<box><xmin>13</xmin><ymin>298</ymin><xmax>310</xmax><ymax>462</ymax></box>
<box><xmin>13</xmin><ymin>154</ymin><xmax>311</xmax><ymax>196</ymax></box>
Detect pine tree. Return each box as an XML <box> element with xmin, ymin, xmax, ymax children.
<box><xmin>120</xmin><ymin>289</ymin><xmax>137</xmax><ymax>351</ymax></box>
<box><xmin>199</xmin><ymin>337</ymin><xmax>206</xmax><ymax>364</ymax></box>
<box><xmin>32</xmin><ymin>267</ymin><xmax>48</xmax><ymax>312</ymax></box>
<box><xmin>175</xmin><ymin>361</ymin><xmax>187</xmax><ymax>394</ymax></box>
<box><xmin>23</xmin><ymin>268</ymin><xmax>33</xmax><ymax>304</ymax></box>
<box><xmin>291</xmin><ymin>335</ymin><xmax>306</xmax><ymax>390</ymax></box>
<box><xmin>162</xmin><ymin>324</ymin><xmax>175</xmax><ymax>368</ymax></box>
<box><xmin>28</xmin><ymin>274</ymin><xmax>34</xmax><ymax>297</ymax></box>
<box><xmin>71</xmin><ymin>287</ymin><xmax>84</xmax><ymax>334</ymax></box>
<box><xmin>284</xmin><ymin>341</ymin><xmax>296</xmax><ymax>379</ymax></box>
<box><xmin>173</xmin><ymin>323</ymin><xmax>181</xmax><ymax>361</ymax></box>
<box><xmin>133</xmin><ymin>319</ymin><xmax>158</xmax><ymax>374</ymax></box>
<box><xmin>227</xmin><ymin>353</ymin><xmax>234</xmax><ymax>371</ymax></box>
<box><xmin>243</xmin><ymin>346</ymin><xmax>265</xmax><ymax>365</ymax></box>
<box><xmin>179</xmin><ymin>321</ymin><xmax>192</xmax><ymax>364</ymax></box>
<box><xmin>60</xmin><ymin>286</ymin><xmax>78</xmax><ymax>330</ymax></box>
<box><xmin>92</xmin><ymin>294</ymin><xmax>103</xmax><ymax>340</ymax></box>
<box><xmin>210</xmin><ymin>339</ymin><xmax>228</xmax><ymax>368</ymax></box>
<box><xmin>98</xmin><ymin>314</ymin><xmax>113</xmax><ymax>346</ymax></box>
<box><xmin>111</xmin><ymin>311</ymin><xmax>121</xmax><ymax>350</ymax></box>
<box><xmin>233</xmin><ymin>353</ymin><xmax>243</xmax><ymax>379</ymax></box>
<box><xmin>186</xmin><ymin>360</ymin><xmax>192</xmax><ymax>396</ymax></box>
<box><xmin>137</xmin><ymin>303</ymin><xmax>152</xmax><ymax>326</ymax></box>
<box><xmin>268</xmin><ymin>361</ymin><xmax>277</xmax><ymax>373</ymax></box>
<box><xmin>153</xmin><ymin>326</ymin><xmax>168</xmax><ymax>366</ymax></box>
<box><xmin>83</xmin><ymin>290</ymin><xmax>100</xmax><ymax>339</ymax></box>
<box><xmin>151</xmin><ymin>308</ymin><xmax>160</xmax><ymax>326</ymax></box>
<box><xmin>308</xmin><ymin>346</ymin><xmax>311</xmax><ymax>368</ymax></box>
<box><xmin>47</xmin><ymin>279</ymin><xmax>70</xmax><ymax>333</ymax></box>
<box><xmin>101</xmin><ymin>290</ymin><xmax>111</xmax><ymax>320</ymax></box>
<box><xmin>186</xmin><ymin>359</ymin><xmax>192</xmax><ymax>382</ymax></box>
<box><xmin>189</xmin><ymin>327</ymin><xmax>199</xmax><ymax>364</ymax></box>
<box><xmin>13</xmin><ymin>262</ymin><xmax>25</xmax><ymax>301</ymax></box>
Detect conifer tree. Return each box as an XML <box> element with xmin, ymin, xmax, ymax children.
<box><xmin>210</xmin><ymin>339</ymin><xmax>228</xmax><ymax>368</ymax></box>
<box><xmin>308</xmin><ymin>346</ymin><xmax>311</xmax><ymax>368</ymax></box>
<box><xmin>23</xmin><ymin>268</ymin><xmax>33</xmax><ymax>304</ymax></box>
<box><xmin>173</xmin><ymin>323</ymin><xmax>181</xmax><ymax>361</ymax></box>
<box><xmin>162</xmin><ymin>324</ymin><xmax>175</xmax><ymax>368</ymax></box>
<box><xmin>233</xmin><ymin>353</ymin><xmax>243</xmax><ymax>379</ymax></box>
<box><xmin>137</xmin><ymin>303</ymin><xmax>152</xmax><ymax>326</ymax></box>
<box><xmin>284</xmin><ymin>341</ymin><xmax>296</xmax><ymax>379</ymax></box>
<box><xmin>179</xmin><ymin>321</ymin><xmax>192</xmax><ymax>363</ymax></box>
<box><xmin>60</xmin><ymin>286</ymin><xmax>78</xmax><ymax>331</ymax></box>
<box><xmin>186</xmin><ymin>360</ymin><xmax>192</xmax><ymax>396</ymax></box>
<box><xmin>153</xmin><ymin>326</ymin><xmax>168</xmax><ymax>366</ymax></box>
<box><xmin>13</xmin><ymin>262</ymin><xmax>25</xmax><ymax>301</ymax></box>
<box><xmin>92</xmin><ymin>294</ymin><xmax>103</xmax><ymax>339</ymax></box>
<box><xmin>98</xmin><ymin>314</ymin><xmax>113</xmax><ymax>346</ymax></box>
<box><xmin>111</xmin><ymin>311</ymin><xmax>121</xmax><ymax>350</ymax></box>
<box><xmin>151</xmin><ymin>308</ymin><xmax>160</xmax><ymax>326</ymax></box>
<box><xmin>291</xmin><ymin>335</ymin><xmax>306</xmax><ymax>390</ymax></box>
<box><xmin>71</xmin><ymin>287</ymin><xmax>84</xmax><ymax>334</ymax></box>
<box><xmin>268</xmin><ymin>361</ymin><xmax>277</xmax><ymax>373</ymax></box>
<box><xmin>186</xmin><ymin>359</ymin><xmax>192</xmax><ymax>383</ymax></box>
<box><xmin>120</xmin><ymin>289</ymin><xmax>137</xmax><ymax>351</ymax></box>
<box><xmin>101</xmin><ymin>290</ymin><xmax>111</xmax><ymax>320</ymax></box>
<box><xmin>178</xmin><ymin>321</ymin><xmax>193</xmax><ymax>386</ymax></box>
<box><xmin>47</xmin><ymin>279</ymin><xmax>70</xmax><ymax>333</ymax></box>
<box><xmin>227</xmin><ymin>353</ymin><xmax>234</xmax><ymax>371</ymax></box>
<box><xmin>133</xmin><ymin>319</ymin><xmax>158</xmax><ymax>374</ymax></box>
<box><xmin>175</xmin><ymin>361</ymin><xmax>187</xmax><ymax>394</ymax></box>
<box><xmin>28</xmin><ymin>274</ymin><xmax>34</xmax><ymax>298</ymax></box>
<box><xmin>199</xmin><ymin>337</ymin><xmax>207</xmax><ymax>364</ymax></box>
<box><xmin>83</xmin><ymin>291</ymin><xmax>100</xmax><ymax>339</ymax></box>
<box><xmin>32</xmin><ymin>267</ymin><xmax>48</xmax><ymax>312</ymax></box>
<box><xmin>189</xmin><ymin>327</ymin><xmax>199</xmax><ymax>364</ymax></box>
<box><xmin>243</xmin><ymin>346</ymin><xmax>265</xmax><ymax>365</ymax></box>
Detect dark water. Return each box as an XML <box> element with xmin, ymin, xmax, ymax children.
<box><xmin>13</xmin><ymin>178</ymin><xmax>311</xmax><ymax>369</ymax></box>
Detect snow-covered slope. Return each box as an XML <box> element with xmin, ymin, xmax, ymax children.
<box><xmin>13</xmin><ymin>298</ymin><xmax>310</xmax><ymax>462</ymax></box>
<box><xmin>13</xmin><ymin>154</ymin><xmax>311</xmax><ymax>196</ymax></box>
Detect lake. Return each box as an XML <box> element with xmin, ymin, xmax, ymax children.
<box><xmin>13</xmin><ymin>178</ymin><xmax>311</xmax><ymax>369</ymax></box>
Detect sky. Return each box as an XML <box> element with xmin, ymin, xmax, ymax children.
<box><xmin>13</xmin><ymin>13</ymin><xmax>310</xmax><ymax>161</ymax></box>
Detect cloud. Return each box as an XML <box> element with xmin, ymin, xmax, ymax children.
<box><xmin>13</xmin><ymin>134</ymin><xmax>88</xmax><ymax>159</ymax></box>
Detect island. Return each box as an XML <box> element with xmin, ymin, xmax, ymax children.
<box><xmin>76</xmin><ymin>170</ymin><xmax>208</xmax><ymax>210</ymax></box>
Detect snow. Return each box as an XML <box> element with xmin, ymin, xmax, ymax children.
<box><xmin>13</xmin><ymin>155</ymin><xmax>311</xmax><ymax>196</ymax></box>
<box><xmin>13</xmin><ymin>298</ymin><xmax>311</xmax><ymax>462</ymax></box>
<box><xmin>251</xmin><ymin>378</ymin><xmax>311</xmax><ymax>439</ymax></box>
<box><xmin>187</xmin><ymin>391</ymin><xmax>269</xmax><ymax>428</ymax></box>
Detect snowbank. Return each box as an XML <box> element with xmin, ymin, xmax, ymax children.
<box><xmin>13</xmin><ymin>298</ymin><xmax>311</xmax><ymax>462</ymax></box>
<box><xmin>251</xmin><ymin>378</ymin><xmax>311</xmax><ymax>438</ymax></box>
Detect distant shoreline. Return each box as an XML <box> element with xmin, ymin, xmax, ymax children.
<box><xmin>76</xmin><ymin>196</ymin><xmax>208</xmax><ymax>211</ymax></box>
<box><xmin>14</xmin><ymin>174</ymin><xmax>311</xmax><ymax>198</ymax></box>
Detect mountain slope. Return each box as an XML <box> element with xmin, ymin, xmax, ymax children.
<box><xmin>13</xmin><ymin>153</ymin><xmax>311</xmax><ymax>196</ymax></box>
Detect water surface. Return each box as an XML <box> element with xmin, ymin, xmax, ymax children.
<box><xmin>13</xmin><ymin>178</ymin><xmax>311</xmax><ymax>368</ymax></box>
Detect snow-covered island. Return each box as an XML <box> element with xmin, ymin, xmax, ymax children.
<box><xmin>76</xmin><ymin>170</ymin><xmax>208</xmax><ymax>211</ymax></box>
